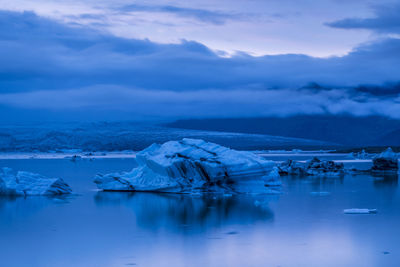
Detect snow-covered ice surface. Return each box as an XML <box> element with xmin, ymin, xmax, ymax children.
<box><xmin>0</xmin><ymin>167</ymin><xmax>72</xmax><ymax>196</ymax></box>
<box><xmin>343</xmin><ymin>208</ymin><xmax>378</xmax><ymax>214</ymax></box>
<box><xmin>94</xmin><ymin>139</ymin><xmax>279</xmax><ymax>194</ymax></box>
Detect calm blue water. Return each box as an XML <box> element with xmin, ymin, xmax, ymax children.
<box><xmin>0</xmin><ymin>158</ymin><xmax>399</xmax><ymax>267</ymax></box>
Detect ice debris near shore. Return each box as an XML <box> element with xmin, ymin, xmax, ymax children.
<box><xmin>372</xmin><ymin>148</ymin><xmax>398</xmax><ymax>172</ymax></box>
<box><xmin>94</xmin><ymin>138</ymin><xmax>279</xmax><ymax>194</ymax></box>
<box><xmin>0</xmin><ymin>167</ymin><xmax>72</xmax><ymax>196</ymax></box>
<box><xmin>278</xmin><ymin>157</ymin><xmax>344</xmax><ymax>177</ymax></box>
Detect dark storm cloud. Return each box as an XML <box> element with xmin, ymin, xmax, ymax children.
<box><xmin>0</xmin><ymin>10</ymin><xmax>399</xmax><ymax>120</ymax></box>
<box><xmin>355</xmin><ymin>82</ymin><xmax>400</xmax><ymax>97</ymax></box>
<box><xmin>326</xmin><ymin>3</ymin><xmax>400</xmax><ymax>33</ymax></box>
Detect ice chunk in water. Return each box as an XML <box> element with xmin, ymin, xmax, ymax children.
<box><xmin>94</xmin><ymin>138</ymin><xmax>279</xmax><ymax>194</ymax></box>
<box><xmin>0</xmin><ymin>167</ymin><xmax>72</xmax><ymax>196</ymax></box>
<box><xmin>343</xmin><ymin>208</ymin><xmax>377</xmax><ymax>214</ymax></box>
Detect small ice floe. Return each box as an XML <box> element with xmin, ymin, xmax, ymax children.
<box><xmin>372</xmin><ymin>148</ymin><xmax>398</xmax><ymax>172</ymax></box>
<box><xmin>264</xmin><ymin>167</ymin><xmax>282</xmax><ymax>186</ymax></box>
<box><xmin>0</xmin><ymin>167</ymin><xmax>72</xmax><ymax>196</ymax></box>
<box><xmin>225</xmin><ymin>231</ymin><xmax>239</xmax><ymax>235</ymax></box>
<box><xmin>262</xmin><ymin>167</ymin><xmax>282</xmax><ymax>193</ymax></box>
<box><xmin>94</xmin><ymin>138</ymin><xmax>280</xmax><ymax>194</ymax></box>
<box><xmin>291</xmin><ymin>149</ymin><xmax>303</xmax><ymax>153</ymax></box>
<box><xmin>310</xmin><ymin>191</ymin><xmax>331</xmax><ymax>196</ymax></box>
<box><xmin>347</xmin><ymin>149</ymin><xmax>369</xmax><ymax>160</ymax></box>
<box><xmin>343</xmin><ymin>208</ymin><xmax>377</xmax><ymax>214</ymax></box>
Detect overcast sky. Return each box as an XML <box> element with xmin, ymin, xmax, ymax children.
<box><xmin>0</xmin><ymin>0</ymin><xmax>399</xmax><ymax>122</ymax></box>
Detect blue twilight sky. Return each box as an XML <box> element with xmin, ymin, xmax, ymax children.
<box><xmin>0</xmin><ymin>0</ymin><xmax>400</xmax><ymax>122</ymax></box>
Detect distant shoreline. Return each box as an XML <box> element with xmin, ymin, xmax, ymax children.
<box><xmin>0</xmin><ymin>152</ymin><xmax>137</xmax><ymax>160</ymax></box>
<box><xmin>0</xmin><ymin>151</ymin><xmax>371</xmax><ymax>161</ymax></box>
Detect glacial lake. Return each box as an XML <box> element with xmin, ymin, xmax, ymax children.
<box><xmin>0</xmin><ymin>157</ymin><xmax>399</xmax><ymax>267</ymax></box>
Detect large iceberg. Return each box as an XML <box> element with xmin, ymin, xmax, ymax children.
<box><xmin>94</xmin><ymin>138</ymin><xmax>279</xmax><ymax>194</ymax></box>
<box><xmin>0</xmin><ymin>167</ymin><xmax>72</xmax><ymax>196</ymax></box>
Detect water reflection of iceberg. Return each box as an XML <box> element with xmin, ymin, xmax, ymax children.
<box><xmin>286</xmin><ymin>174</ymin><xmax>345</xmax><ymax>185</ymax></box>
<box><xmin>94</xmin><ymin>192</ymin><xmax>276</xmax><ymax>231</ymax></box>
<box><xmin>0</xmin><ymin>195</ymin><xmax>73</xmax><ymax>224</ymax></box>
<box><xmin>372</xmin><ymin>173</ymin><xmax>398</xmax><ymax>186</ymax></box>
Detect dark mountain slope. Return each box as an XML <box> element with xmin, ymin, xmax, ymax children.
<box><xmin>165</xmin><ymin>116</ymin><xmax>400</xmax><ymax>146</ymax></box>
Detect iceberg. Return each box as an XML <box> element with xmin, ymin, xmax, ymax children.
<box><xmin>94</xmin><ymin>138</ymin><xmax>278</xmax><ymax>194</ymax></box>
<box><xmin>346</xmin><ymin>149</ymin><xmax>369</xmax><ymax>160</ymax></box>
<box><xmin>372</xmin><ymin>148</ymin><xmax>398</xmax><ymax>172</ymax></box>
<box><xmin>278</xmin><ymin>160</ymin><xmax>306</xmax><ymax>176</ymax></box>
<box><xmin>305</xmin><ymin>157</ymin><xmax>345</xmax><ymax>176</ymax></box>
<box><xmin>0</xmin><ymin>167</ymin><xmax>72</xmax><ymax>196</ymax></box>
<box><xmin>278</xmin><ymin>157</ymin><xmax>344</xmax><ymax>177</ymax></box>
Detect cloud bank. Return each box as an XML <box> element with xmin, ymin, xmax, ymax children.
<box><xmin>327</xmin><ymin>3</ymin><xmax>400</xmax><ymax>34</ymax></box>
<box><xmin>118</xmin><ymin>4</ymin><xmax>239</xmax><ymax>25</ymax></box>
<box><xmin>1</xmin><ymin>86</ymin><xmax>400</xmax><ymax>119</ymax></box>
<box><xmin>0</xmin><ymin>10</ymin><xmax>399</xmax><ymax>121</ymax></box>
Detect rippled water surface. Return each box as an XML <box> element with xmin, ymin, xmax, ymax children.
<box><xmin>0</xmin><ymin>158</ymin><xmax>399</xmax><ymax>267</ymax></box>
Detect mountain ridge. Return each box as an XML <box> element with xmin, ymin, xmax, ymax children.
<box><xmin>165</xmin><ymin>115</ymin><xmax>400</xmax><ymax>147</ymax></box>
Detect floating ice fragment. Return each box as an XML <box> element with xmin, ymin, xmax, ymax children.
<box><xmin>343</xmin><ymin>208</ymin><xmax>377</xmax><ymax>214</ymax></box>
<box><xmin>310</xmin><ymin>191</ymin><xmax>331</xmax><ymax>196</ymax></box>
<box><xmin>0</xmin><ymin>167</ymin><xmax>72</xmax><ymax>196</ymax></box>
<box><xmin>347</xmin><ymin>149</ymin><xmax>369</xmax><ymax>160</ymax></box>
<box><xmin>278</xmin><ymin>158</ymin><xmax>344</xmax><ymax>177</ymax></box>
